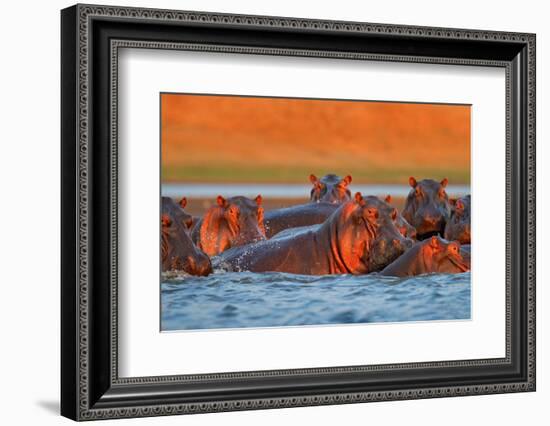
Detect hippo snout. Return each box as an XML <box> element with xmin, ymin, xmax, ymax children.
<box><xmin>187</xmin><ymin>254</ymin><xmax>213</xmax><ymax>277</ymax></box>
<box><xmin>197</xmin><ymin>258</ymin><xmax>213</xmax><ymax>276</ymax></box>
<box><xmin>423</xmin><ymin>215</ymin><xmax>442</xmax><ymax>227</ymax></box>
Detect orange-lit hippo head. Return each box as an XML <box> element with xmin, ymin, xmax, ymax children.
<box><xmin>402</xmin><ymin>177</ymin><xmax>452</xmax><ymax>240</ymax></box>
<box><xmin>444</xmin><ymin>195</ymin><xmax>471</xmax><ymax>244</ymax></box>
<box><xmin>381</xmin><ymin>236</ymin><xmax>469</xmax><ymax>277</ymax></box>
<box><xmin>197</xmin><ymin>195</ymin><xmax>266</xmax><ymax>256</ymax></box>
<box><xmin>160</xmin><ymin>213</ymin><xmax>212</xmax><ymax>276</ymax></box>
<box><xmin>319</xmin><ymin>192</ymin><xmax>413</xmax><ymax>273</ymax></box>
<box><xmin>309</xmin><ymin>173</ymin><xmax>352</xmax><ymax>204</ymax></box>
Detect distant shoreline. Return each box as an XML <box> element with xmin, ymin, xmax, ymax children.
<box><xmin>162</xmin><ymin>183</ymin><xmax>470</xmax><ymax>199</ymax></box>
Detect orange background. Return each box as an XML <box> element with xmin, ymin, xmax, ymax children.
<box><xmin>161</xmin><ymin>94</ymin><xmax>470</xmax><ymax>184</ymax></box>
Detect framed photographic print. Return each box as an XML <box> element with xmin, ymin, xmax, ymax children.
<box><xmin>61</xmin><ymin>4</ymin><xmax>536</xmax><ymax>421</ymax></box>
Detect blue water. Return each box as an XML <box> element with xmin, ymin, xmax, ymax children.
<box><xmin>161</xmin><ymin>271</ymin><xmax>471</xmax><ymax>331</ymax></box>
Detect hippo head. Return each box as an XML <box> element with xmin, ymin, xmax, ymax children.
<box><xmin>384</xmin><ymin>195</ymin><xmax>417</xmax><ymax>240</ymax></box>
<box><xmin>161</xmin><ymin>213</ymin><xmax>212</xmax><ymax>275</ymax></box>
<box><xmin>309</xmin><ymin>174</ymin><xmax>352</xmax><ymax>203</ymax></box>
<box><xmin>198</xmin><ymin>195</ymin><xmax>266</xmax><ymax>256</ymax></box>
<box><xmin>327</xmin><ymin>193</ymin><xmax>413</xmax><ymax>273</ymax></box>
<box><xmin>161</xmin><ymin>196</ymin><xmax>194</xmax><ymax>232</ymax></box>
<box><xmin>421</xmin><ymin>236</ymin><xmax>469</xmax><ymax>274</ymax></box>
<box><xmin>381</xmin><ymin>235</ymin><xmax>469</xmax><ymax>277</ymax></box>
<box><xmin>402</xmin><ymin>177</ymin><xmax>451</xmax><ymax>240</ymax></box>
<box><xmin>444</xmin><ymin>195</ymin><xmax>471</xmax><ymax>244</ymax></box>
<box><xmin>361</xmin><ymin>195</ymin><xmax>414</xmax><ymax>271</ymax></box>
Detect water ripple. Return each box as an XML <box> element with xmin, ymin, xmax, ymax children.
<box><xmin>161</xmin><ymin>271</ymin><xmax>471</xmax><ymax>330</ymax></box>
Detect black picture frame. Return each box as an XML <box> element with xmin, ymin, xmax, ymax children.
<box><xmin>61</xmin><ymin>4</ymin><xmax>536</xmax><ymax>421</ymax></box>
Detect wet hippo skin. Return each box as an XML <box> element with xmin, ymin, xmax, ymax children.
<box><xmin>263</xmin><ymin>202</ymin><xmax>338</xmax><ymax>238</ymax></box>
<box><xmin>161</xmin><ymin>212</ymin><xmax>212</xmax><ymax>276</ymax></box>
<box><xmin>380</xmin><ymin>236</ymin><xmax>469</xmax><ymax>277</ymax></box>
<box><xmin>218</xmin><ymin>193</ymin><xmax>413</xmax><ymax>275</ymax></box>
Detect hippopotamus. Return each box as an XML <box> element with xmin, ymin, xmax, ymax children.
<box><xmin>444</xmin><ymin>195</ymin><xmax>471</xmax><ymax>244</ymax></box>
<box><xmin>380</xmin><ymin>236</ymin><xmax>469</xmax><ymax>277</ymax></box>
<box><xmin>402</xmin><ymin>177</ymin><xmax>452</xmax><ymax>240</ymax></box>
<box><xmin>161</xmin><ymin>212</ymin><xmax>212</xmax><ymax>276</ymax></box>
<box><xmin>192</xmin><ymin>195</ymin><xmax>266</xmax><ymax>256</ymax></box>
<box><xmin>263</xmin><ymin>202</ymin><xmax>338</xmax><ymax>238</ymax></box>
<box><xmin>217</xmin><ymin>193</ymin><xmax>413</xmax><ymax>275</ymax></box>
<box><xmin>383</xmin><ymin>195</ymin><xmax>417</xmax><ymax>240</ymax></box>
<box><xmin>161</xmin><ymin>196</ymin><xmax>194</xmax><ymax>232</ymax></box>
<box><xmin>309</xmin><ymin>174</ymin><xmax>353</xmax><ymax>203</ymax></box>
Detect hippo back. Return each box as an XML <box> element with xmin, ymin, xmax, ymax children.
<box><xmin>264</xmin><ymin>202</ymin><xmax>338</xmax><ymax>238</ymax></box>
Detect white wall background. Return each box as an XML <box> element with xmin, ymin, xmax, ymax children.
<box><xmin>0</xmin><ymin>0</ymin><xmax>546</xmax><ymax>424</ymax></box>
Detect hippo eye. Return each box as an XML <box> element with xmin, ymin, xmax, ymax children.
<box><xmin>415</xmin><ymin>187</ymin><xmax>422</xmax><ymax>197</ymax></box>
<box><xmin>439</xmin><ymin>189</ymin><xmax>447</xmax><ymax>199</ymax></box>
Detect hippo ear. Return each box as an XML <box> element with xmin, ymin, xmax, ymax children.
<box><xmin>430</xmin><ymin>235</ymin><xmax>439</xmax><ymax>249</ymax></box>
<box><xmin>409</xmin><ymin>177</ymin><xmax>417</xmax><ymax>188</ymax></box>
<box><xmin>440</xmin><ymin>177</ymin><xmax>448</xmax><ymax>188</ymax></box>
<box><xmin>455</xmin><ymin>199</ymin><xmax>464</xmax><ymax>211</ymax></box>
<box><xmin>309</xmin><ymin>174</ymin><xmax>318</xmax><ymax>185</ymax></box>
<box><xmin>384</xmin><ymin>194</ymin><xmax>392</xmax><ymax>204</ymax></box>
<box><xmin>216</xmin><ymin>195</ymin><xmax>227</xmax><ymax>207</ymax></box>
<box><xmin>354</xmin><ymin>192</ymin><xmax>363</xmax><ymax>203</ymax></box>
<box><xmin>255</xmin><ymin>194</ymin><xmax>262</xmax><ymax>206</ymax></box>
<box><xmin>341</xmin><ymin>175</ymin><xmax>352</xmax><ymax>186</ymax></box>
<box><xmin>161</xmin><ymin>214</ymin><xmax>172</xmax><ymax>227</ymax></box>
<box><xmin>179</xmin><ymin>197</ymin><xmax>187</xmax><ymax>209</ymax></box>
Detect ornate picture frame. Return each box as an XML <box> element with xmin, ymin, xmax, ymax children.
<box><xmin>61</xmin><ymin>4</ymin><xmax>535</xmax><ymax>421</ymax></box>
